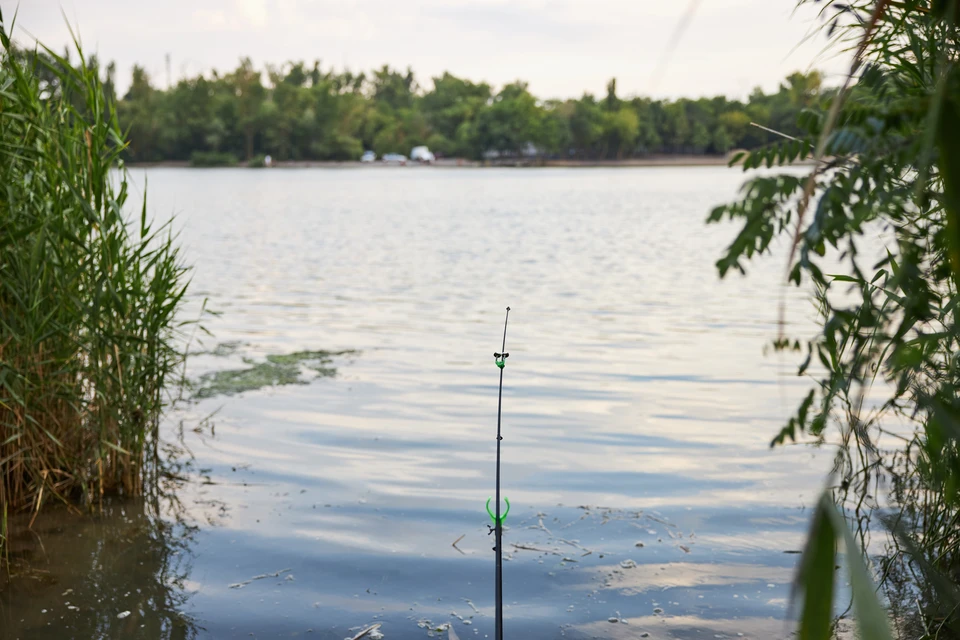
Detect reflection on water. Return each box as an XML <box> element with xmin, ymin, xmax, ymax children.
<box><xmin>1</xmin><ymin>499</ymin><xmax>199</xmax><ymax>639</ymax></box>
<box><xmin>3</xmin><ymin>167</ymin><xmax>830</xmax><ymax>639</ymax></box>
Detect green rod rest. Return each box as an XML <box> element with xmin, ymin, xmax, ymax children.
<box><xmin>486</xmin><ymin>496</ymin><xmax>510</xmax><ymax>524</ymax></box>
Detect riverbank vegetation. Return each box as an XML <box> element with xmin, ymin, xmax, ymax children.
<box><xmin>105</xmin><ymin>54</ymin><xmax>825</xmax><ymax>163</ymax></box>
<box><xmin>0</xmin><ymin>12</ymin><xmax>190</xmax><ymax>541</ymax></box>
<box><xmin>709</xmin><ymin>0</ymin><xmax>960</xmax><ymax>636</ymax></box>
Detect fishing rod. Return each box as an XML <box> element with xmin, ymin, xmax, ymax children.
<box><xmin>486</xmin><ymin>306</ymin><xmax>511</xmax><ymax>640</ymax></box>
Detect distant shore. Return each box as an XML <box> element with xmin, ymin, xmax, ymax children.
<box><xmin>125</xmin><ymin>155</ymin><xmax>750</xmax><ymax>169</ymax></box>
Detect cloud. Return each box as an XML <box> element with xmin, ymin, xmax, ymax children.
<box><xmin>191</xmin><ymin>9</ymin><xmax>231</xmax><ymax>31</ymax></box>
<box><xmin>0</xmin><ymin>0</ymin><xmax>847</xmax><ymax>99</ymax></box>
<box><xmin>236</xmin><ymin>0</ymin><xmax>268</xmax><ymax>28</ymax></box>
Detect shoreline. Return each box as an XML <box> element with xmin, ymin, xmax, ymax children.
<box><xmin>125</xmin><ymin>155</ymin><xmax>748</xmax><ymax>169</ymax></box>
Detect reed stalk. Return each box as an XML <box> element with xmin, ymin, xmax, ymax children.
<box><xmin>0</xmin><ymin>11</ymin><xmax>190</xmax><ymax>560</ymax></box>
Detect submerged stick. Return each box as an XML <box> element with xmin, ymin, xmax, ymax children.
<box><xmin>348</xmin><ymin>623</ymin><xmax>382</xmax><ymax>640</ymax></box>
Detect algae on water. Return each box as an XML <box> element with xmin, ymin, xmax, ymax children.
<box><xmin>192</xmin><ymin>349</ymin><xmax>356</xmax><ymax>399</ymax></box>
<box><xmin>195</xmin><ymin>341</ymin><xmax>245</xmax><ymax>358</ymax></box>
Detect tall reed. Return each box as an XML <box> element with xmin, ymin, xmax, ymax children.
<box><xmin>0</xmin><ymin>13</ymin><xmax>190</xmax><ymax>530</ymax></box>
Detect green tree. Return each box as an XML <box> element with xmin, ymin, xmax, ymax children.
<box><xmin>689</xmin><ymin>120</ymin><xmax>710</xmax><ymax>154</ymax></box>
<box><xmin>631</xmin><ymin>98</ymin><xmax>662</xmax><ymax>154</ymax></box>
<box><xmin>539</xmin><ymin>101</ymin><xmax>573</xmax><ymax>157</ymax></box>
<box><xmin>711</xmin><ymin>124</ymin><xmax>732</xmax><ymax>154</ymax></box>
<box><xmin>717</xmin><ymin>110</ymin><xmax>751</xmax><ymax>147</ymax></box>
<box><xmin>118</xmin><ymin>65</ymin><xmax>160</xmax><ymax>160</ymax></box>
<box><xmin>602</xmin><ymin>107</ymin><xmax>639</xmax><ymax>159</ymax></box>
<box><xmin>662</xmin><ymin>101</ymin><xmax>690</xmax><ymax>152</ymax></box>
<box><xmin>228</xmin><ymin>58</ymin><xmax>265</xmax><ymax>161</ymax></box>
<box><xmin>472</xmin><ymin>82</ymin><xmax>543</xmax><ymax>158</ymax></box>
<box><xmin>371</xmin><ymin>65</ymin><xmax>416</xmax><ymax>110</ymax></box>
<box><xmin>110</xmin><ymin>58</ymin><xmax>824</xmax><ymax>163</ymax></box>
<box><xmin>569</xmin><ymin>95</ymin><xmax>604</xmax><ymax>158</ymax></box>
<box><xmin>604</xmin><ymin>77</ymin><xmax>619</xmax><ymax>111</ymax></box>
<box><xmin>421</xmin><ymin>72</ymin><xmax>491</xmax><ymax>153</ymax></box>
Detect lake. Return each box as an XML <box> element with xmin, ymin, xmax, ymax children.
<box><xmin>2</xmin><ymin>166</ymin><xmax>829</xmax><ymax>639</ymax></box>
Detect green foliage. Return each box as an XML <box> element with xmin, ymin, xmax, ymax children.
<box><xmin>712</xmin><ymin>125</ymin><xmax>733</xmax><ymax>154</ymax></box>
<box><xmin>708</xmin><ymin>0</ymin><xmax>960</xmax><ymax>635</ymax></box>
<box><xmin>603</xmin><ymin>107</ymin><xmax>639</xmax><ymax>159</ymax></box>
<box><xmin>104</xmin><ymin>55</ymin><xmax>826</xmax><ymax>162</ymax></box>
<box><xmin>472</xmin><ymin>82</ymin><xmax>543</xmax><ymax>157</ymax></box>
<box><xmin>0</xmin><ymin>11</ymin><xmax>192</xmax><ymax>522</ymax></box>
<box><xmin>189</xmin><ymin>150</ymin><xmax>238</xmax><ymax>167</ymax></box>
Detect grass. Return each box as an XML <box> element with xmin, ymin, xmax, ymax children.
<box><xmin>0</xmin><ymin>11</ymin><xmax>191</xmax><ymax>552</ymax></box>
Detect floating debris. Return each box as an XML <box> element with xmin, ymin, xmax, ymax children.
<box><xmin>349</xmin><ymin>623</ymin><xmax>382</xmax><ymax>640</ymax></box>
<box><xmin>416</xmin><ymin>618</ymin><xmax>453</xmax><ymax>635</ymax></box>
<box><xmin>347</xmin><ymin>623</ymin><xmax>382</xmax><ymax>640</ymax></box>
<box><xmin>228</xmin><ymin>568</ymin><xmax>292</xmax><ymax>589</ymax></box>
<box><xmin>620</xmin><ymin>559</ymin><xmax>637</xmax><ymax>569</ymax></box>
<box><xmin>511</xmin><ymin>543</ymin><xmax>562</xmax><ymax>555</ymax></box>
<box><xmin>635</xmin><ymin>541</ymin><xmax>645</xmax><ymax>548</ymax></box>
<box><xmin>117</xmin><ymin>611</ymin><xmax>131</xmax><ymax>620</ymax></box>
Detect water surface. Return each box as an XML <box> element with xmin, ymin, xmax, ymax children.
<box><xmin>3</xmin><ymin>166</ymin><xmax>828</xmax><ymax>639</ymax></box>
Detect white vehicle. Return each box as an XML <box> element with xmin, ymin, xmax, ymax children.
<box><xmin>382</xmin><ymin>153</ymin><xmax>407</xmax><ymax>165</ymax></box>
<box><xmin>410</xmin><ymin>146</ymin><xmax>435</xmax><ymax>163</ymax></box>
<box><xmin>360</xmin><ymin>150</ymin><xmax>376</xmax><ymax>163</ymax></box>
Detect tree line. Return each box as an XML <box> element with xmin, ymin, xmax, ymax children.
<box><xmin>106</xmin><ymin>58</ymin><xmax>827</xmax><ymax>163</ymax></box>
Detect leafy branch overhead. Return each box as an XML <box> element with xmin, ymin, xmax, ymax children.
<box><xmin>708</xmin><ymin>0</ymin><xmax>960</xmax><ymax>635</ymax></box>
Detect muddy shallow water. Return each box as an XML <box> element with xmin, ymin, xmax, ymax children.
<box><xmin>2</xmin><ymin>166</ymin><xmax>827</xmax><ymax>639</ymax></box>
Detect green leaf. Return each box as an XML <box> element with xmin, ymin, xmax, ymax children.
<box><xmin>827</xmin><ymin>273</ymin><xmax>860</xmax><ymax>283</ymax></box>
<box><xmin>937</xmin><ymin>69</ymin><xmax>960</xmax><ymax>290</ymax></box>
<box><xmin>825</xmin><ymin>503</ymin><xmax>893</xmax><ymax>640</ymax></box>
<box><xmin>101</xmin><ymin>439</ymin><xmax>131</xmax><ymax>456</ymax></box>
<box><xmin>794</xmin><ymin>493</ymin><xmax>894</xmax><ymax>640</ymax></box>
<box><xmin>796</xmin><ymin>496</ymin><xmax>836</xmax><ymax>640</ymax></box>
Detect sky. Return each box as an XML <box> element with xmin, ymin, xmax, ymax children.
<box><xmin>2</xmin><ymin>0</ymin><xmax>850</xmax><ymax>100</ymax></box>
